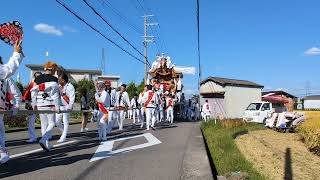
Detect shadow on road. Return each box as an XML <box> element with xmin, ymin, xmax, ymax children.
<box><xmin>0</xmin><ymin>131</ymin><xmax>146</xmax><ymax>179</ymax></box>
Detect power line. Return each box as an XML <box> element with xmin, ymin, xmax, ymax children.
<box><xmin>98</xmin><ymin>0</ymin><xmax>143</xmax><ymax>35</ymax></box>
<box><xmin>55</xmin><ymin>0</ymin><xmax>150</xmax><ymax>67</ymax></box>
<box><xmin>83</xmin><ymin>0</ymin><xmax>145</xmax><ymax>59</ymax></box>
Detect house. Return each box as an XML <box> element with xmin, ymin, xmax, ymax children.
<box><xmin>25</xmin><ymin>64</ymin><xmax>102</xmax><ymax>82</ymax></box>
<box><xmin>303</xmin><ymin>95</ymin><xmax>320</xmax><ymax>110</ymax></box>
<box><xmin>97</xmin><ymin>75</ymin><xmax>121</xmax><ymax>88</ymax></box>
<box><xmin>262</xmin><ymin>90</ymin><xmax>297</xmax><ymax>112</ymax></box>
<box><xmin>200</xmin><ymin>77</ymin><xmax>264</xmax><ymax>119</ymax></box>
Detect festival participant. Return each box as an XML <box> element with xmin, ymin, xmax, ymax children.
<box><xmin>0</xmin><ymin>39</ymin><xmax>24</xmax><ymax>80</ymax></box>
<box><xmin>23</xmin><ymin>71</ymin><xmax>42</xmax><ymax>143</ymax></box>
<box><xmin>142</xmin><ymin>85</ymin><xmax>157</xmax><ymax>130</ymax></box>
<box><xmin>80</xmin><ymin>89</ymin><xmax>89</xmax><ymax>132</ymax></box>
<box><xmin>115</xmin><ymin>84</ymin><xmax>130</xmax><ymax>130</ymax></box>
<box><xmin>138</xmin><ymin>87</ymin><xmax>146</xmax><ymax>128</ymax></box>
<box><xmin>187</xmin><ymin>99</ymin><xmax>193</xmax><ymax>121</ymax></box>
<box><xmin>105</xmin><ymin>80</ymin><xmax>117</xmax><ymax>135</ymax></box>
<box><xmin>202</xmin><ymin>100</ymin><xmax>212</xmax><ymax>122</ymax></box>
<box><xmin>31</xmin><ymin>61</ymin><xmax>61</xmax><ymax>151</ymax></box>
<box><xmin>130</xmin><ymin>96</ymin><xmax>138</xmax><ymax>124</ymax></box>
<box><xmin>166</xmin><ymin>94</ymin><xmax>175</xmax><ymax>124</ymax></box>
<box><xmin>55</xmin><ymin>73</ymin><xmax>75</xmax><ymax>143</ymax></box>
<box><xmin>158</xmin><ymin>95</ymin><xmax>165</xmax><ymax>122</ymax></box>
<box><xmin>94</xmin><ymin>81</ymin><xmax>110</xmax><ymax>141</ymax></box>
<box><xmin>0</xmin><ymin>62</ymin><xmax>22</xmax><ymax>164</ymax></box>
<box><xmin>193</xmin><ymin>100</ymin><xmax>200</xmax><ymax>121</ymax></box>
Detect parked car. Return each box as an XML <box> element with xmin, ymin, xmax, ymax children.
<box><xmin>243</xmin><ymin>101</ymin><xmax>287</xmax><ymax>123</ymax></box>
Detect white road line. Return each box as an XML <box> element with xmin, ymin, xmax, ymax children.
<box><xmin>10</xmin><ymin>140</ymin><xmax>78</xmax><ymax>159</ymax></box>
<box><xmin>90</xmin><ymin>133</ymin><xmax>161</xmax><ymax>162</ymax></box>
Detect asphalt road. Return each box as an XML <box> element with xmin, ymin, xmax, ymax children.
<box><xmin>0</xmin><ymin>119</ymin><xmax>213</xmax><ymax>180</ymax></box>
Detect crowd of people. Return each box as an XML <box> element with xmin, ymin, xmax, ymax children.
<box><xmin>0</xmin><ymin>41</ymin><xmax>181</xmax><ymax>164</ymax></box>
<box><xmin>88</xmin><ymin>80</ymin><xmax>178</xmax><ymax>142</ymax></box>
<box><xmin>0</xmin><ymin>40</ymin><xmax>213</xmax><ymax>165</ymax></box>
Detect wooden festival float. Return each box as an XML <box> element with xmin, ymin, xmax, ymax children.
<box><xmin>148</xmin><ymin>55</ymin><xmax>185</xmax><ymax>118</ymax></box>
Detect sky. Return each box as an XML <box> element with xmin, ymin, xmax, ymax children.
<box><xmin>1</xmin><ymin>0</ymin><xmax>320</xmax><ymax>97</ymax></box>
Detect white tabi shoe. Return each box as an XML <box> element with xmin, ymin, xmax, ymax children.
<box><xmin>0</xmin><ymin>149</ymin><xmax>10</xmax><ymax>164</ymax></box>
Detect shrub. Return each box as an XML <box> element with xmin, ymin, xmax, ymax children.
<box><xmin>4</xmin><ymin>114</ymin><xmax>28</xmax><ymax>128</ymax></box>
<box><xmin>298</xmin><ymin>111</ymin><xmax>320</xmax><ymax>156</ymax></box>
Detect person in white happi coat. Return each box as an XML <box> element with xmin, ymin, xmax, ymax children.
<box><xmin>202</xmin><ymin>100</ymin><xmax>212</xmax><ymax>122</ymax></box>
<box><xmin>105</xmin><ymin>80</ymin><xmax>117</xmax><ymax>135</ymax></box>
<box><xmin>115</xmin><ymin>84</ymin><xmax>130</xmax><ymax>130</ymax></box>
<box><xmin>31</xmin><ymin>61</ymin><xmax>61</xmax><ymax>152</ymax></box>
<box><xmin>128</xmin><ymin>97</ymin><xmax>133</xmax><ymax>120</ymax></box>
<box><xmin>165</xmin><ymin>94</ymin><xmax>175</xmax><ymax>123</ymax></box>
<box><xmin>22</xmin><ymin>71</ymin><xmax>42</xmax><ymax>143</ymax></box>
<box><xmin>0</xmin><ymin>39</ymin><xmax>24</xmax><ymax>80</ymax></box>
<box><xmin>142</xmin><ymin>85</ymin><xmax>157</xmax><ymax>130</ymax></box>
<box><xmin>154</xmin><ymin>88</ymin><xmax>162</xmax><ymax>123</ymax></box>
<box><xmin>138</xmin><ymin>88</ymin><xmax>146</xmax><ymax>128</ymax></box>
<box><xmin>55</xmin><ymin>73</ymin><xmax>75</xmax><ymax>143</ymax></box>
<box><xmin>94</xmin><ymin>81</ymin><xmax>110</xmax><ymax>141</ymax></box>
<box><xmin>130</xmin><ymin>95</ymin><xmax>138</xmax><ymax>124</ymax></box>
<box><xmin>0</xmin><ymin>77</ymin><xmax>21</xmax><ymax>164</ymax></box>
<box><xmin>158</xmin><ymin>95</ymin><xmax>165</xmax><ymax>122</ymax></box>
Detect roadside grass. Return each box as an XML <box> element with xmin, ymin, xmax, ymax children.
<box><xmin>298</xmin><ymin>111</ymin><xmax>320</xmax><ymax>155</ymax></box>
<box><xmin>201</xmin><ymin>119</ymin><xmax>266</xmax><ymax>179</ymax></box>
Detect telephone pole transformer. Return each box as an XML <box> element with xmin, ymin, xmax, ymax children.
<box><xmin>143</xmin><ymin>14</ymin><xmax>158</xmax><ymax>84</ymax></box>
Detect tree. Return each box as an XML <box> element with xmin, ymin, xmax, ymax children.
<box><xmin>75</xmin><ymin>79</ymin><xmax>95</xmax><ymax>105</ymax></box>
<box><xmin>127</xmin><ymin>82</ymin><xmax>137</xmax><ymax>99</ymax></box>
<box><xmin>137</xmin><ymin>79</ymin><xmax>145</xmax><ymax>94</ymax></box>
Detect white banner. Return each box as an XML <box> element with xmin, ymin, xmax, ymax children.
<box><xmin>174</xmin><ymin>66</ymin><xmax>196</xmax><ymax>75</ymax></box>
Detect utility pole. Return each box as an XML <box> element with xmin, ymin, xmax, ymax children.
<box><xmin>101</xmin><ymin>48</ymin><xmax>106</xmax><ymax>74</ymax></box>
<box><xmin>143</xmin><ymin>14</ymin><xmax>158</xmax><ymax>84</ymax></box>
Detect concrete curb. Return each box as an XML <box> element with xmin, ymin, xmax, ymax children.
<box><xmin>180</xmin><ymin>122</ymin><xmax>215</xmax><ymax>180</ymax></box>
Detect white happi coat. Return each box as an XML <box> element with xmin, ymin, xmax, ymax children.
<box><xmin>0</xmin><ymin>78</ymin><xmax>21</xmax><ymax>110</ymax></box>
<box><xmin>95</xmin><ymin>90</ymin><xmax>110</xmax><ymax>109</ymax></box>
<box><xmin>0</xmin><ymin>52</ymin><xmax>23</xmax><ymax>80</ymax></box>
<box><xmin>131</xmin><ymin>98</ymin><xmax>137</xmax><ymax>109</ymax></box>
<box><xmin>202</xmin><ymin>102</ymin><xmax>211</xmax><ymax>116</ymax></box>
<box><xmin>142</xmin><ymin>90</ymin><xmax>157</xmax><ymax>108</ymax></box>
<box><xmin>115</xmin><ymin>91</ymin><xmax>130</xmax><ymax>108</ymax></box>
<box><xmin>31</xmin><ymin>82</ymin><xmax>61</xmax><ymax>110</ymax></box>
<box><xmin>60</xmin><ymin>83</ymin><xmax>75</xmax><ymax>111</ymax></box>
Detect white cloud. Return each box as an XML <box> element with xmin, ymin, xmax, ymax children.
<box><xmin>304</xmin><ymin>47</ymin><xmax>320</xmax><ymax>56</ymax></box>
<box><xmin>34</xmin><ymin>23</ymin><xmax>63</xmax><ymax>36</ymax></box>
<box><xmin>63</xmin><ymin>26</ymin><xmax>77</xmax><ymax>33</ymax></box>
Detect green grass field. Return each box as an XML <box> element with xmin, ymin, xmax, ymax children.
<box><xmin>201</xmin><ymin>120</ymin><xmax>266</xmax><ymax>179</ymax></box>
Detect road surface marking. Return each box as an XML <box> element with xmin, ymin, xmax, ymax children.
<box><xmin>90</xmin><ymin>133</ymin><xmax>161</xmax><ymax>162</ymax></box>
<box><xmin>10</xmin><ymin>140</ymin><xmax>78</xmax><ymax>159</ymax></box>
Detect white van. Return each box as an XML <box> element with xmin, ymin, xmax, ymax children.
<box><xmin>243</xmin><ymin>101</ymin><xmax>287</xmax><ymax>123</ymax></box>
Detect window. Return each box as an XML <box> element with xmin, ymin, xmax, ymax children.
<box><xmin>246</xmin><ymin>103</ymin><xmax>262</xmax><ymax>111</ymax></box>
<box><xmin>261</xmin><ymin>103</ymin><xmax>271</xmax><ymax>111</ymax></box>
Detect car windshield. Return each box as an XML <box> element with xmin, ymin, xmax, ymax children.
<box><xmin>246</xmin><ymin>103</ymin><xmax>262</xmax><ymax>111</ymax></box>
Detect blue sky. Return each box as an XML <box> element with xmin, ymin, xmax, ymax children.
<box><xmin>1</xmin><ymin>0</ymin><xmax>320</xmax><ymax>97</ymax></box>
